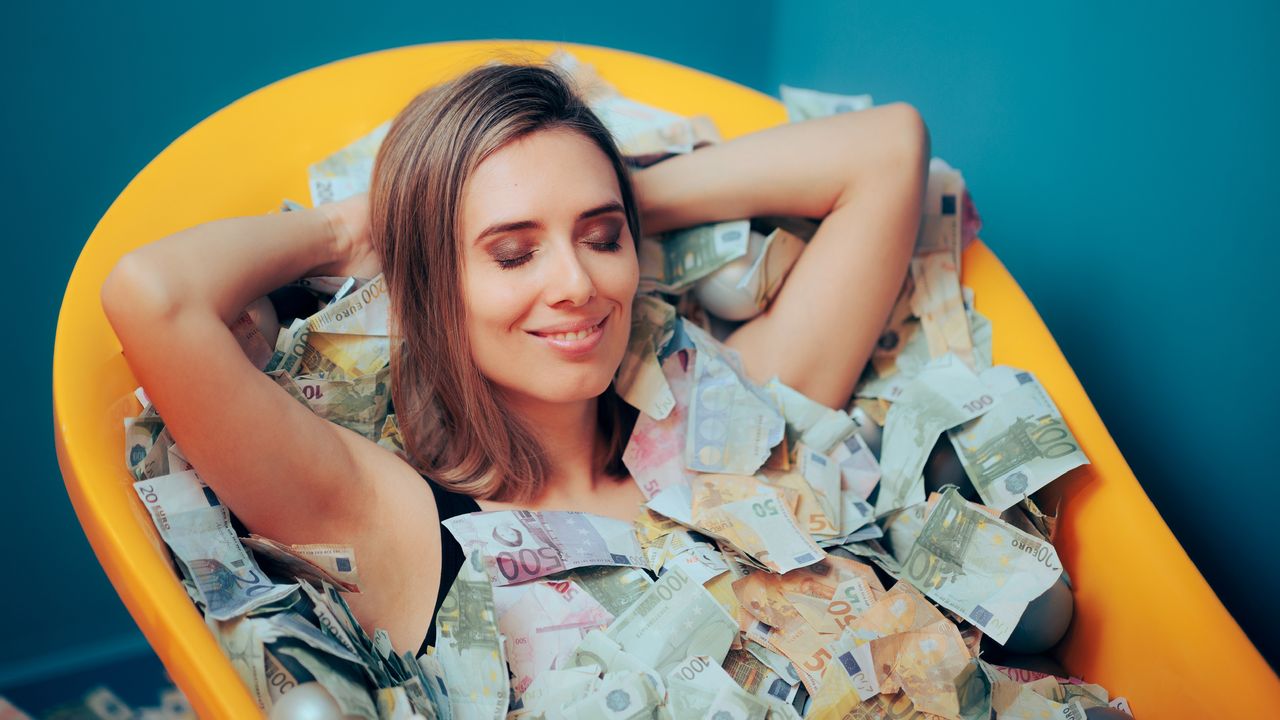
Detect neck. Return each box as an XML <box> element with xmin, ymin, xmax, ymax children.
<box><xmin>501</xmin><ymin>389</ymin><xmax>609</xmax><ymax>503</ymax></box>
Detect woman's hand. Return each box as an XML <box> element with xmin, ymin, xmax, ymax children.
<box><xmin>314</xmin><ymin>192</ymin><xmax>382</xmax><ymax>278</ymax></box>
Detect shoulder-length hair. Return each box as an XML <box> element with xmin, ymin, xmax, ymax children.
<box><xmin>369</xmin><ymin>59</ymin><xmax>641</xmax><ymax>502</ymax></box>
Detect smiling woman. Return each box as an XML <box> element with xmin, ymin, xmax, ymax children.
<box><xmin>97</xmin><ymin>56</ymin><xmax>923</xmax><ymax>659</ymax></box>
<box><xmin>371</xmin><ymin>66</ymin><xmax>644</xmax><ymax>508</ymax></box>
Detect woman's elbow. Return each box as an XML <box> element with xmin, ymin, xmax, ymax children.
<box><xmin>101</xmin><ymin>251</ymin><xmax>177</xmax><ymax>332</ymax></box>
<box><xmin>879</xmin><ymin>102</ymin><xmax>931</xmax><ymax>176</ymax></box>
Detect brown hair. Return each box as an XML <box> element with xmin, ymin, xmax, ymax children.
<box><xmin>369</xmin><ymin>59</ymin><xmax>641</xmax><ymax>502</ymax></box>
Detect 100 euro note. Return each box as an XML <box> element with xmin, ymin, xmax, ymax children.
<box><xmin>434</xmin><ymin>553</ymin><xmax>508</xmax><ymax>720</ymax></box>
<box><xmin>874</xmin><ymin>353</ymin><xmax>998</xmax><ymax>517</ymax></box>
<box><xmin>947</xmin><ymin>366</ymin><xmax>1089</xmax><ymax>511</ymax></box>
<box><xmin>605</xmin><ymin>566</ymin><xmax>739</xmax><ymax>678</ymax></box>
<box><xmin>901</xmin><ymin>488</ymin><xmax>1063</xmax><ymax>644</ymax></box>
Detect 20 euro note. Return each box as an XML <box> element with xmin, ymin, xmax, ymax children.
<box><xmin>159</xmin><ymin>506</ymin><xmax>297</xmax><ymax>621</ymax></box>
<box><xmin>441</xmin><ymin>510</ymin><xmax>647</xmax><ymax>587</ymax></box>
<box><xmin>901</xmin><ymin>488</ymin><xmax>1063</xmax><ymax>644</ymax></box>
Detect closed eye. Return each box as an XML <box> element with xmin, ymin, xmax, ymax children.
<box><xmin>495</xmin><ymin>230</ymin><xmax>624</xmax><ymax>270</ymax></box>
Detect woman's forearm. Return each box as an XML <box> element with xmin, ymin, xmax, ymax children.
<box><xmin>630</xmin><ymin>104</ymin><xmax>921</xmax><ymax>236</ymax></box>
<box><xmin>107</xmin><ymin>207</ymin><xmax>343</xmax><ymax>324</ymax></box>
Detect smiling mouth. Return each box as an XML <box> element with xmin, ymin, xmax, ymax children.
<box><xmin>536</xmin><ymin>320</ymin><xmax>603</xmax><ymax>342</ymax></box>
<box><xmin>527</xmin><ymin>314</ymin><xmax>609</xmax><ymax>342</ymax></box>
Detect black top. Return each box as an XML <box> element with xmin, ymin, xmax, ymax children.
<box><xmin>419</xmin><ymin>475</ymin><xmax>481</xmax><ymax>656</ymax></box>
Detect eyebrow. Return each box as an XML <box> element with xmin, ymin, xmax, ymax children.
<box><xmin>473</xmin><ymin>200</ymin><xmax>626</xmax><ymax>245</ymax></box>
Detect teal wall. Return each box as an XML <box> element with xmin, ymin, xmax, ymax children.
<box><xmin>5</xmin><ymin>0</ymin><xmax>1273</xmax><ymax>685</ymax></box>
<box><xmin>765</xmin><ymin>1</ymin><xmax>1279</xmax><ymax>669</ymax></box>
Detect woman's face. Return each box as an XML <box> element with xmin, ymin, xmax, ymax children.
<box><xmin>459</xmin><ymin>126</ymin><xmax>638</xmax><ymax>405</ymax></box>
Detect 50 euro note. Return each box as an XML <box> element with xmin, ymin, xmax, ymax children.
<box><xmin>690</xmin><ymin>473</ymin><xmax>825</xmax><ymax>575</ymax></box>
<box><xmin>901</xmin><ymin>488</ymin><xmax>1063</xmax><ymax>644</ymax></box>
<box><xmin>441</xmin><ymin>510</ymin><xmax>647</xmax><ymax>587</ymax></box>
<box><xmin>947</xmin><ymin>366</ymin><xmax>1088</xmax><ymax>511</ymax></box>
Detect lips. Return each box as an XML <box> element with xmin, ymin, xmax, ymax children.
<box><xmin>525</xmin><ymin>311</ymin><xmax>610</xmax><ymax>357</ymax></box>
<box><xmin>527</xmin><ymin>312</ymin><xmax>611</xmax><ymax>339</ymax></box>
<box><xmin>531</xmin><ymin>318</ymin><xmax>606</xmax><ymax>341</ymax></box>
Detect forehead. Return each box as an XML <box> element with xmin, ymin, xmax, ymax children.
<box><xmin>460</xmin><ymin>127</ymin><xmax>622</xmax><ymax>238</ymax></box>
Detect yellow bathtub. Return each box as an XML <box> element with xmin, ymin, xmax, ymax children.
<box><xmin>52</xmin><ymin>39</ymin><xmax>1277</xmax><ymax>718</ymax></box>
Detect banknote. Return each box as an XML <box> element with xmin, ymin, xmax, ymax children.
<box><xmin>512</xmin><ymin>666</ymin><xmax>601</xmax><ymax>718</ymax></box>
<box><xmin>434</xmin><ymin>553</ymin><xmax>508</xmax><ymax>720</ymax></box>
<box><xmin>305</xmin><ymin>332</ymin><xmax>390</xmax><ymax>379</ymax></box>
<box><xmin>442</xmin><ymin>510</ymin><xmax>646</xmax><ymax>586</ymax></box>
<box><xmin>309</xmin><ymin>120</ymin><xmax>390</xmax><ymax>206</ymax></box>
<box><xmin>694</xmin><ymin>225</ymin><xmax>807</xmax><ymax>320</ymax></box>
<box><xmin>605</xmin><ymin>566</ymin><xmax>738</xmax><ymax>677</ymax></box>
<box><xmin>722</xmin><ymin>647</ymin><xmax>799</xmax><ymax>705</ymax></box>
<box><xmin>768</xmin><ymin>377</ymin><xmax>859</xmax><ymax>454</ymax></box>
<box><xmin>873</xmin><ymin>354</ymin><xmax>997</xmax><ymax>517</ymax></box>
<box><xmin>684</xmin><ymin>323</ymin><xmax>785</xmax><ymax>475</ymax></box>
<box><xmin>805</xmin><ymin>634</ymin><xmax>879</xmax><ymax>716</ymax></box>
<box><xmin>980</xmin><ymin>659</ymin><xmax>1088</xmax><ymax>720</ymax></box>
<box><xmin>241</xmin><ymin>534</ymin><xmax>361</xmax><ymax>593</ymax></box>
<box><xmin>654</xmin><ymin>219</ymin><xmax>751</xmax><ymax>294</ymax></box>
<box><xmin>133</xmin><ymin>469</ymin><xmax>216</xmax><ymax>535</ymax></box>
<box><xmin>274</xmin><ymin>642</ymin><xmax>380</xmax><ymax>720</ymax></box>
<box><xmin>615</xmin><ymin>295</ymin><xmax>678</xmax><ymax>420</ymax></box>
<box><xmin>291</xmin><ymin>366</ymin><xmax>391</xmax><ymax>440</ymax></box>
<box><xmin>792</xmin><ymin>443</ymin><xmax>846</xmax><ymax>537</ymax></box>
<box><xmin>265</xmin><ymin>319</ymin><xmax>344</xmax><ymax>379</ymax></box>
<box><xmin>558</xmin><ymin>670</ymin><xmax>665</xmax><ymax>720</ymax></box>
<box><xmin>911</xmin><ymin>160</ymin><xmax>970</xmax><ymax>371</ymax></box>
<box><xmin>829</xmin><ymin>432</ymin><xmax>881</xmax><ymax>506</ymax></box>
<box><xmin>666</xmin><ymin>654</ymin><xmax>770</xmax><ymax>720</ymax></box>
<box><xmin>561</xmin><ymin>565</ymin><xmax>654</xmax><ymax>618</ymax></box>
<box><xmin>624</xmin><ymin>348</ymin><xmax>698</xmax><ymax>499</ymax></box>
<box><xmin>306</xmin><ymin>274</ymin><xmax>389</xmax><ymax>336</ymax></box>
<box><xmin>736</xmin><ymin>226</ymin><xmax>807</xmax><ymax>313</ymax></box>
<box><xmin>492</xmin><ymin>578</ymin><xmax>613</xmax><ymax>697</ymax></box>
<box><xmin>691</xmin><ymin>474</ymin><xmax>825</xmax><ymax>574</ymax></box>
<box><xmin>758</xmin><ymin>467</ymin><xmax>837</xmax><ymax>540</ymax></box>
<box><xmin>947</xmin><ymin>366</ymin><xmax>1088</xmax><ymax>510</ymax></box>
<box><xmin>159</xmin><ymin>506</ymin><xmax>297</xmax><ymax>621</ymax></box>
<box><xmin>779</xmin><ymin>85</ymin><xmax>873</xmax><ymax>121</ymax></box>
<box><xmin>901</xmin><ymin>488</ymin><xmax>1063</xmax><ymax>643</ymax></box>
<box><xmin>124</xmin><ymin>415</ymin><xmax>169</xmax><ymax>481</ymax></box>
<box><xmin>205</xmin><ymin>615</ymin><xmax>271</xmax><ymax>708</ymax></box>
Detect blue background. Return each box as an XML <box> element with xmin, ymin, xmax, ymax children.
<box><xmin>4</xmin><ymin>0</ymin><xmax>1275</xmax><ymax>693</ymax></box>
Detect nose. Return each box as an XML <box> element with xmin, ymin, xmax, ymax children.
<box><xmin>544</xmin><ymin>242</ymin><xmax>597</xmax><ymax>307</ymax></box>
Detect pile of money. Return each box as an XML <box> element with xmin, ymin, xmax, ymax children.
<box><xmin>119</xmin><ymin>50</ymin><xmax>1135</xmax><ymax>719</ymax></box>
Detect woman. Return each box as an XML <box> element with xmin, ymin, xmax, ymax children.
<box><xmin>100</xmin><ymin>61</ymin><xmax>928</xmax><ymax>659</ymax></box>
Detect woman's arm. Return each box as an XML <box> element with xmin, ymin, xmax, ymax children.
<box><xmin>100</xmin><ymin>200</ymin><xmax>387</xmax><ymax>541</ymax></box>
<box><xmin>631</xmin><ymin>103</ymin><xmax>930</xmax><ymax>407</ymax></box>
